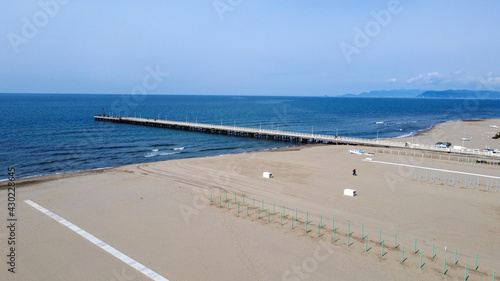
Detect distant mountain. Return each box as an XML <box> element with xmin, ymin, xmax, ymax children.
<box><xmin>417</xmin><ymin>90</ymin><xmax>500</xmax><ymax>99</ymax></box>
<box><xmin>341</xmin><ymin>89</ymin><xmax>423</xmax><ymax>98</ymax></box>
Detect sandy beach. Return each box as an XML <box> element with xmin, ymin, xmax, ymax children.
<box><xmin>1</xmin><ymin>119</ymin><xmax>500</xmax><ymax>281</ymax></box>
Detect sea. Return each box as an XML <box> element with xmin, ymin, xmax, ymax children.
<box><xmin>2</xmin><ymin>93</ymin><xmax>500</xmax><ymax>181</ymax></box>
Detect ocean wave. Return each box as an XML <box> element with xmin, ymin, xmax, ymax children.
<box><xmin>173</xmin><ymin>147</ymin><xmax>185</xmax><ymax>150</ymax></box>
<box><xmin>199</xmin><ymin>146</ymin><xmax>239</xmax><ymax>152</ymax></box>
<box><xmin>144</xmin><ymin>150</ymin><xmax>180</xmax><ymax>158</ymax></box>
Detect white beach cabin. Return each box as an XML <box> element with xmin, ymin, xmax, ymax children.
<box><xmin>343</xmin><ymin>189</ymin><xmax>357</xmax><ymax>197</ymax></box>
<box><xmin>263</xmin><ymin>172</ymin><xmax>273</xmax><ymax>178</ymax></box>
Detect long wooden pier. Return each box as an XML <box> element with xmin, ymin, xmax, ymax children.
<box><xmin>94</xmin><ymin>115</ymin><xmax>499</xmax><ymax>158</ymax></box>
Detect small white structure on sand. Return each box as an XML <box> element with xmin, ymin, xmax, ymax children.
<box><xmin>344</xmin><ymin>189</ymin><xmax>357</xmax><ymax>197</ymax></box>
<box><xmin>263</xmin><ymin>172</ymin><xmax>273</xmax><ymax>178</ymax></box>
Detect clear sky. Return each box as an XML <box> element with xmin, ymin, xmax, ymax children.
<box><xmin>1</xmin><ymin>0</ymin><xmax>500</xmax><ymax>96</ymax></box>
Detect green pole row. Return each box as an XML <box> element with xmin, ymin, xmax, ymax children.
<box><xmin>401</xmin><ymin>246</ymin><xmax>404</xmax><ymax>263</ymax></box>
<box><xmin>493</xmin><ymin>270</ymin><xmax>495</xmax><ymax>281</ymax></box>
<box><xmin>443</xmin><ymin>257</ymin><xmax>446</xmax><ymax>275</ymax></box>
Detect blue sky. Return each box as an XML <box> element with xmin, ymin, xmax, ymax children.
<box><xmin>1</xmin><ymin>0</ymin><xmax>500</xmax><ymax>96</ymax></box>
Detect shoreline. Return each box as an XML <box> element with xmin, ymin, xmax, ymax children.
<box><xmin>3</xmin><ymin>118</ymin><xmax>500</xmax><ymax>186</ymax></box>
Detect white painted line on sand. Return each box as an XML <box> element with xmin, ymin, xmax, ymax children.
<box><xmin>367</xmin><ymin>160</ymin><xmax>500</xmax><ymax>179</ymax></box>
<box><xmin>24</xmin><ymin>200</ymin><xmax>169</xmax><ymax>281</ymax></box>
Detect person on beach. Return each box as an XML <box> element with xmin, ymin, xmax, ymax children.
<box><xmin>352</xmin><ymin>169</ymin><xmax>357</xmax><ymax>176</ymax></box>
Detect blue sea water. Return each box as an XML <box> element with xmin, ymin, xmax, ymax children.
<box><xmin>2</xmin><ymin>93</ymin><xmax>500</xmax><ymax>181</ymax></box>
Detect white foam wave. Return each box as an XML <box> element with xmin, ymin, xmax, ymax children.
<box><xmin>173</xmin><ymin>147</ymin><xmax>185</xmax><ymax>150</ymax></box>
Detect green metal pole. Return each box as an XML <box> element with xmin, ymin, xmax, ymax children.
<box><xmin>243</xmin><ymin>194</ymin><xmax>245</xmax><ymax>205</ymax></box>
<box><xmin>465</xmin><ymin>263</ymin><xmax>468</xmax><ymax>281</ymax></box>
<box><xmin>258</xmin><ymin>207</ymin><xmax>260</xmax><ymax>219</ymax></box>
<box><xmin>347</xmin><ymin>222</ymin><xmax>350</xmax><ymax>246</ymax></box>
<box><xmin>273</xmin><ymin>202</ymin><xmax>275</xmax><ymax>214</ymax></box>
<box><xmin>432</xmin><ymin>242</ymin><xmax>435</xmax><ymax>259</ymax></box>
<box><xmin>283</xmin><ymin>204</ymin><xmax>285</xmax><ymax>216</ymax></box>
<box><xmin>395</xmin><ymin>233</ymin><xmax>397</xmax><ymax>248</ymax></box>
<box><xmin>268</xmin><ymin>210</ymin><xmax>270</xmax><ymax>222</ymax></box>
<box><xmin>219</xmin><ymin>196</ymin><xmax>221</xmax><ymax>207</ymax></box>
<box><xmin>246</xmin><ymin>204</ymin><xmax>248</xmax><ymax>216</ymax></box>
<box><xmin>492</xmin><ymin>270</ymin><xmax>495</xmax><ymax>281</ymax></box>
<box><xmin>401</xmin><ymin>246</ymin><xmax>404</xmax><ymax>263</ymax></box>
<box><xmin>443</xmin><ymin>257</ymin><xmax>446</xmax><ymax>275</ymax></box>
<box><xmin>306</xmin><ymin>221</ymin><xmax>308</xmax><ymax>233</ymax></box>
<box><xmin>381</xmin><ymin>240</ymin><xmax>384</xmax><ymax>257</ymax></box>
<box><xmin>475</xmin><ymin>253</ymin><xmax>478</xmax><ymax>271</ymax></box>
<box><xmin>420</xmin><ymin>251</ymin><xmax>422</xmax><ymax>268</ymax></box>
